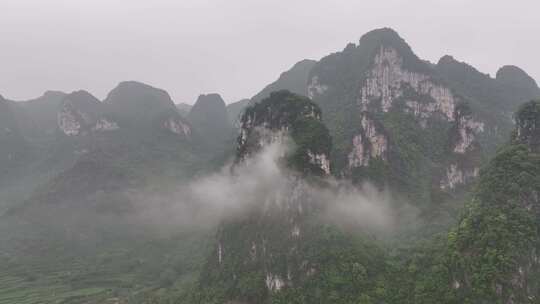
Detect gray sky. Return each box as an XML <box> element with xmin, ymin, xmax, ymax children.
<box><xmin>1</xmin><ymin>0</ymin><xmax>539</xmax><ymax>104</ymax></box>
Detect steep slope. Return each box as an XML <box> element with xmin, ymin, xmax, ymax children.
<box><xmin>303</xmin><ymin>28</ymin><xmax>486</xmax><ymax>219</ymax></box>
<box><xmin>194</xmin><ymin>91</ymin><xmax>389</xmax><ymax>304</ymax></box>
<box><xmin>436</xmin><ymin>56</ymin><xmax>540</xmax><ymax>154</ymax></box>
<box><xmin>250</xmin><ymin>29</ymin><xmax>538</xmax><ymax>213</ymax></box>
<box><xmin>251</xmin><ymin>59</ymin><xmax>317</xmax><ymax>104</ymax></box>
<box><xmin>188</xmin><ymin>94</ymin><xmax>233</xmax><ymax>147</ymax></box>
<box><xmin>448</xmin><ymin>100</ymin><xmax>540</xmax><ymax>303</ymax></box>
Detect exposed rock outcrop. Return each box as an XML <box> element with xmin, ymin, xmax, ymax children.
<box><xmin>359</xmin><ymin>46</ymin><xmax>456</xmax><ymax>120</ymax></box>
<box><xmin>348</xmin><ymin>114</ymin><xmax>388</xmax><ymax>168</ymax></box>
<box><xmin>57</xmin><ymin>91</ymin><xmax>118</xmax><ymax>136</ymax></box>
<box><xmin>440</xmin><ymin>104</ymin><xmax>483</xmax><ymax>190</ymax></box>
<box><xmin>237</xmin><ymin>90</ymin><xmax>331</xmax><ymax>175</ymax></box>
<box><xmin>197</xmin><ymin>91</ymin><xmax>335</xmax><ymax>303</ymax></box>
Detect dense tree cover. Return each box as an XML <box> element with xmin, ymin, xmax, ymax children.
<box><xmin>447</xmin><ymin>101</ymin><xmax>540</xmax><ymax>303</ymax></box>
<box><xmin>188</xmin><ymin>100</ymin><xmax>540</xmax><ymax>304</ymax></box>
<box><xmin>238</xmin><ymin>90</ymin><xmax>331</xmax><ymax>176</ymax></box>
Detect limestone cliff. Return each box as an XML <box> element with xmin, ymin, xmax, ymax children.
<box><xmin>57</xmin><ymin>91</ymin><xmax>118</xmax><ymax>137</ymax></box>
<box><xmin>194</xmin><ymin>91</ymin><xmax>387</xmax><ymax>304</ymax></box>
<box><xmin>440</xmin><ymin>103</ymin><xmax>483</xmax><ymax>191</ymax></box>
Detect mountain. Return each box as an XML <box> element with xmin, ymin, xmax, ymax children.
<box><xmin>0</xmin><ymin>83</ymin><xmax>233</xmax><ymax>304</ymax></box>
<box><xmin>57</xmin><ymin>90</ymin><xmax>118</xmax><ymax>137</ymax></box>
<box><xmin>190</xmin><ymin>29</ymin><xmax>540</xmax><ymax>304</ymax></box>
<box><xmin>3</xmin><ymin>82</ymin><xmax>211</xmax><ymax>216</ymax></box>
<box><xmin>188</xmin><ymin>93</ymin><xmax>233</xmax><ymax>148</ymax></box>
<box><xmin>104</xmin><ymin>81</ymin><xmax>191</xmax><ymax>138</ymax></box>
<box><xmin>300</xmin><ymin>28</ymin><xmax>486</xmax><ymax>222</ymax></box>
<box><xmin>8</xmin><ymin>91</ymin><xmax>67</xmax><ymax>140</ymax></box>
<box><xmin>248</xmin><ymin>28</ymin><xmax>538</xmax><ymax>217</ymax></box>
<box><xmin>2</xmin><ymin>28</ymin><xmax>540</xmax><ymax>304</ymax></box>
<box><xmin>496</xmin><ymin>65</ymin><xmax>540</xmax><ymax>95</ymax></box>
<box><xmin>194</xmin><ymin>91</ymin><xmax>390</xmax><ymax>304</ymax></box>
<box><xmin>226</xmin><ymin>98</ymin><xmax>249</xmax><ymax>126</ymax></box>
<box><xmin>446</xmin><ymin>100</ymin><xmax>540</xmax><ymax>303</ymax></box>
<box><xmin>176</xmin><ymin>102</ymin><xmax>193</xmax><ymax>117</ymax></box>
<box><xmin>251</xmin><ymin>59</ymin><xmax>317</xmax><ymax>104</ymax></box>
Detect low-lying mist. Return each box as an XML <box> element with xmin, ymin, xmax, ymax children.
<box><xmin>127</xmin><ymin>140</ymin><xmax>414</xmax><ymax>238</ymax></box>
<box><xmin>7</xmin><ymin>140</ymin><xmax>417</xmax><ymax>242</ymax></box>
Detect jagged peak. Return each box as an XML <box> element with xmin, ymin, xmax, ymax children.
<box><xmin>496</xmin><ymin>65</ymin><xmax>539</xmax><ymax>90</ymax></box>
<box><xmin>190</xmin><ymin>94</ymin><xmax>228</xmax><ymax>121</ymax></box>
<box><xmin>359</xmin><ymin>28</ymin><xmax>411</xmax><ymax>52</ymax></box>
<box><xmin>238</xmin><ymin>90</ymin><xmax>331</xmax><ymax>175</ymax></box>
<box><xmin>193</xmin><ymin>93</ymin><xmax>226</xmax><ymax>107</ymax></box>
<box><xmin>356</xmin><ymin>28</ymin><xmax>429</xmax><ymax>73</ymax></box>
<box><xmin>104</xmin><ymin>81</ymin><xmax>174</xmax><ymax>106</ymax></box>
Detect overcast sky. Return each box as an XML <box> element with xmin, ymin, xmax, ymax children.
<box><xmin>1</xmin><ymin>0</ymin><xmax>539</xmax><ymax>104</ymax></box>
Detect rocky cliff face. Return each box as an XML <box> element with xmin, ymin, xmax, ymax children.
<box><xmin>57</xmin><ymin>91</ymin><xmax>118</xmax><ymax>136</ymax></box>
<box><xmin>347</xmin><ymin>113</ymin><xmax>388</xmax><ymax>167</ymax></box>
<box><xmin>304</xmin><ymin>28</ymin><xmax>485</xmax><ymax>199</ymax></box>
<box><xmin>440</xmin><ymin>103</ymin><xmax>484</xmax><ymax>191</ymax></box>
<box><xmin>253</xmin><ymin>28</ymin><xmax>538</xmax><ymax>202</ymax></box>
<box><xmin>196</xmin><ymin>91</ymin><xmax>352</xmax><ymax>304</ymax></box>
<box><xmin>237</xmin><ymin>90</ymin><xmax>331</xmax><ymax>175</ymax></box>
<box><xmin>358</xmin><ymin>46</ymin><xmax>456</xmax><ymax>120</ymax></box>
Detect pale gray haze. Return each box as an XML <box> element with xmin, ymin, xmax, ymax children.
<box><xmin>1</xmin><ymin>0</ymin><xmax>539</xmax><ymax>103</ymax></box>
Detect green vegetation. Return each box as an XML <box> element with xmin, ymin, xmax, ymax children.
<box><xmin>2</xmin><ymin>28</ymin><xmax>540</xmax><ymax>304</ymax></box>
<box><xmin>446</xmin><ymin>101</ymin><xmax>540</xmax><ymax>303</ymax></box>
<box><xmin>239</xmin><ymin>90</ymin><xmax>331</xmax><ymax>175</ymax></box>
